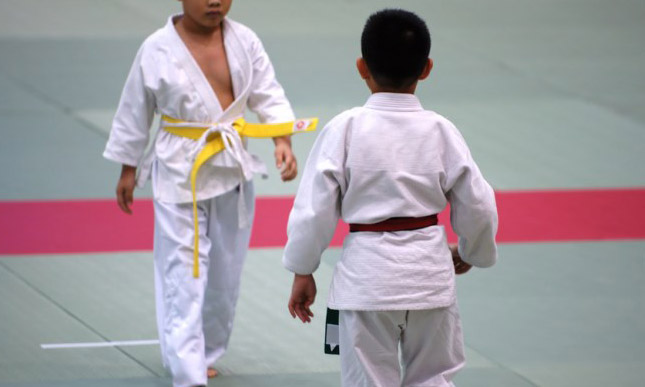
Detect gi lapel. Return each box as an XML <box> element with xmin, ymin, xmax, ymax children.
<box><xmin>219</xmin><ymin>18</ymin><xmax>253</xmax><ymax>122</ymax></box>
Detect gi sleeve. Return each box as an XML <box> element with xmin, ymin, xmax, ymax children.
<box><xmin>103</xmin><ymin>44</ymin><xmax>156</xmax><ymax>167</ymax></box>
<box><xmin>282</xmin><ymin>125</ymin><xmax>345</xmax><ymax>274</ymax></box>
<box><xmin>245</xmin><ymin>32</ymin><xmax>295</xmax><ymax>123</ymax></box>
<box><xmin>442</xmin><ymin>126</ymin><xmax>498</xmax><ymax>268</ymax></box>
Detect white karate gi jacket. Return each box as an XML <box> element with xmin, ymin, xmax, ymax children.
<box><xmin>283</xmin><ymin>93</ymin><xmax>497</xmax><ymax>310</ymax></box>
<box><xmin>103</xmin><ymin>15</ymin><xmax>294</xmax><ymax>203</ymax></box>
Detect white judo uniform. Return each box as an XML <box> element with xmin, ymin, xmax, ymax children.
<box><xmin>103</xmin><ymin>15</ymin><xmax>294</xmax><ymax>387</ymax></box>
<box><xmin>283</xmin><ymin>93</ymin><xmax>498</xmax><ymax>387</ymax></box>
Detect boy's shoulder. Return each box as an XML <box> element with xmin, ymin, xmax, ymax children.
<box><xmin>137</xmin><ymin>19</ymin><xmax>173</xmax><ymax>53</ymax></box>
<box><xmin>323</xmin><ymin>107</ymin><xmax>363</xmax><ymax>130</ymax></box>
<box><xmin>423</xmin><ymin>108</ymin><xmax>468</xmax><ymax>144</ymax></box>
<box><xmin>224</xmin><ymin>17</ymin><xmax>262</xmax><ymax>43</ymax></box>
<box><xmin>424</xmin><ymin>109</ymin><xmax>457</xmax><ymax>128</ymax></box>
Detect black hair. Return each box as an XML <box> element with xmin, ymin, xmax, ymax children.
<box><xmin>361</xmin><ymin>9</ymin><xmax>431</xmax><ymax>89</ymax></box>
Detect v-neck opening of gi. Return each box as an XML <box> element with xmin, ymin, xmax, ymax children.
<box><xmin>169</xmin><ymin>15</ymin><xmax>238</xmax><ymax>120</ymax></box>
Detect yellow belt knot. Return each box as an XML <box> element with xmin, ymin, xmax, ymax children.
<box><xmin>161</xmin><ymin>115</ymin><xmax>318</xmax><ymax>278</ymax></box>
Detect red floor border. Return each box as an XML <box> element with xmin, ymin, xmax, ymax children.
<box><xmin>1</xmin><ymin>188</ymin><xmax>644</xmax><ymax>255</ymax></box>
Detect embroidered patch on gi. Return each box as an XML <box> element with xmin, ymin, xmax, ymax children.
<box><xmin>293</xmin><ymin>119</ymin><xmax>310</xmax><ymax>132</ymax></box>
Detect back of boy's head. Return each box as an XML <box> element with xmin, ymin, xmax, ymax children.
<box><xmin>361</xmin><ymin>9</ymin><xmax>431</xmax><ymax>90</ymax></box>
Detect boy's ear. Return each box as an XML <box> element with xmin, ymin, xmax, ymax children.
<box><xmin>356</xmin><ymin>58</ymin><xmax>370</xmax><ymax>80</ymax></box>
<box><xmin>419</xmin><ymin>58</ymin><xmax>433</xmax><ymax>80</ymax></box>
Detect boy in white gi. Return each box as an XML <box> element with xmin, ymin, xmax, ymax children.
<box><xmin>103</xmin><ymin>1</ymin><xmax>307</xmax><ymax>386</ymax></box>
<box><xmin>283</xmin><ymin>9</ymin><xmax>498</xmax><ymax>387</ymax></box>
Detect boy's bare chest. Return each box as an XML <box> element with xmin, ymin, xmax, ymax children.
<box><xmin>187</xmin><ymin>43</ymin><xmax>235</xmax><ymax>111</ymax></box>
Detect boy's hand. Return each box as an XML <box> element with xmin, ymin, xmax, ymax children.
<box><xmin>273</xmin><ymin>136</ymin><xmax>297</xmax><ymax>181</ymax></box>
<box><xmin>288</xmin><ymin>273</ymin><xmax>317</xmax><ymax>323</ymax></box>
<box><xmin>116</xmin><ymin>165</ymin><xmax>136</xmax><ymax>214</ymax></box>
<box><xmin>450</xmin><ymin>244</ymin><xmax>472</xmax><ymax>275</ymax></box>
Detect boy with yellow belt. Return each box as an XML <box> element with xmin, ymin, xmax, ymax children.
<box><xmin>103</xmin><ymin>1</ymin><xmax>315</xmax><ymax>386</ymax></box>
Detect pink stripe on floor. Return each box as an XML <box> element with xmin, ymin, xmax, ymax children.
<box><xmin>1</xmin><ymin>188</ymin><xmax>644</xmax><ymax>255</ymax></box>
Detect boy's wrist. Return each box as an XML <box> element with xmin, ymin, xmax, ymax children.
<box><xmin>273</xmin><ymin>135</ymin><xmax>292</xmax><ymax>147</ymax></box>
<box><xmin>120</xmin><ymin>164</ymin><xmax>137</xmax><ymax>179</ymax></box>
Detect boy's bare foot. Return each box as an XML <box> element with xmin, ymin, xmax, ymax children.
<box><xmin>207</xmin><ymin>367</ymin><xmax>218</xmax><ymax>378</ymax></box>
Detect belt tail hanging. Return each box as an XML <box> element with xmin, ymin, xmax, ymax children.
<box><xmin>189</xmin><ymin>143</ymin><xmax>222</xmax><ymax>278</ymax></box>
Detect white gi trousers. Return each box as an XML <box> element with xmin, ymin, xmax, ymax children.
<box><xmin>339</xmin><ymin>303</ymin><xmax>465</xmax><ymax>387</ymax></box>
<box><xmin>153</xmin><ymin>181</ymin><xmax>254</xmax><ymax>387</ymax></box>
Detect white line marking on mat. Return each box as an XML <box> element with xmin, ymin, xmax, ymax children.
<box><xmin>41</xmin><ymin>339</ymin><xmax>159</xmax><ymax>349</ymax></box>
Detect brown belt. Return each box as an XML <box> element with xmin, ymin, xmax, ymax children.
<box><xmin>349</xmin><ymin>215</ymin><xmax>438</xmax><ymax>233</ymax></box>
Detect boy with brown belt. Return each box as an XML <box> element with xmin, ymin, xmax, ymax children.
<box><xmin>283</xmin><ymin>9</ymin><xmax>498</xmax><ymax>386</ymax></box>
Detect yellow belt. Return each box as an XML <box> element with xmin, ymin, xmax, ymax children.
<box><xmin>161</xmin><ymin>115</ymin><xmax>318</xmax><ymax>278</ymax></box>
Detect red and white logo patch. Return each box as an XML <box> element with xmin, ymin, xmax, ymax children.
<box><xmin>293</xmin><ymin>119</ymin><xmax>310</xmax><ymax>132</ymax></box>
